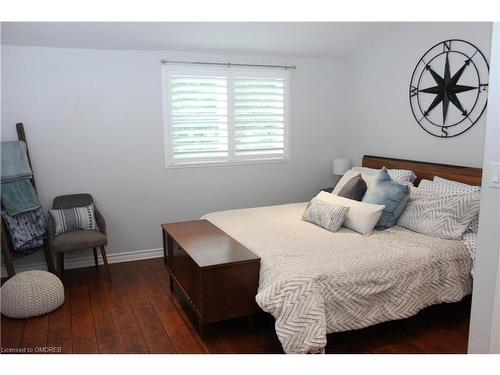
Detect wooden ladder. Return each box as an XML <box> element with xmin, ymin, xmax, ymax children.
<box><xmin>1</xmin><ymin>123</ymin><xmax>55</xmax><ymax>278</ymax></box>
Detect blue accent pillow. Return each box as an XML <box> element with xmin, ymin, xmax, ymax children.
<box><xmin>362</xmin><ymin>167</ymin><xmax>410</xmax><ymax>230</ymax></box>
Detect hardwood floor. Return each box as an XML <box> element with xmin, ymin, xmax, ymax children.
<box><xmin>1</xmin><ymin>258</ymin><xmax>471</xmax><ymax>354</ymax></box>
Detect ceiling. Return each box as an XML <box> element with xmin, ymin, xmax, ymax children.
<box><xmin>1</xmin><ymin>22</ymin><xmax>400</xmax><ymax>58</ymax></box>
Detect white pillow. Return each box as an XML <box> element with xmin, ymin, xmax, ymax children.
<box><xmin>397</xmin><ymin>186</ymin><xmax>480</xmax><ymax>240</ymax></box>
<box><xmin>418</xmin><ymin>179</ymin><xmax>436</xmax><ymax>190</ymax></box>
<box><xmin>422</xmin><ymin>177</ymin><xmax>480</xmax><ymax>233</ymax></box>
<box><xmin>352</xmin><ymin>167</ymin><xmax>417</xmax><ymax>183</ymax></box>
<box><xmin>434</xmin><ymin>176</ymin><xmax>480</xmax><ymax>190</ymax></box>
<box><xmin>462</xmin><ymin>232</ymin><xmax>478</xmax><ymax>277</ymax></box>
<box><xmin>462</xmin><ymin>232</ymin><xmax>477</xmax><ymax>261</ymax></box>
<box><xmin>316</xmin><ymin>191</ymin><xmax>385</xmax><ymax>235</ymax></box>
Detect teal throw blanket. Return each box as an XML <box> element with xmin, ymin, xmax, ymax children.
<box><xmin>1</xmin><ymin>179</ymin><xmax>41</xmax><ymax>216</ymax></box>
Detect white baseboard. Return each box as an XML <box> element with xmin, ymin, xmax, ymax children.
<box><xmin>1</xmin><ymin>247</ymin><xmax>164</xmax><ymax>275</ymax></box>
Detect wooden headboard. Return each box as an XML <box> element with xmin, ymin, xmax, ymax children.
<box><xmin>362</xmin><ymin>155</ymin><xmax>482</xmax><ymax>186</ymax></box>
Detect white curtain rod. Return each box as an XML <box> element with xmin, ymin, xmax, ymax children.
<box><xmin>160</xmin><ymin>59</ymin><xmax>296</xmax><ymax>70</ymax></box>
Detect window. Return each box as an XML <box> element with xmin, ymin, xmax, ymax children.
<box><xmin>162</xmin><ymin>64</ymin><xmax>290</xmax><ymax>167</ymax></box>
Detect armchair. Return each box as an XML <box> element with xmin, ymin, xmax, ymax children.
<box><xmin>48</xmin><ymin>193</ymin><xmax>109</xmax><ymax>276</ymax></box>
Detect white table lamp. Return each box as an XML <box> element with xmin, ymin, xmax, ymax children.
<box><xmin>333</xmin><ymin>158</ymin><xmax>351</xmax><ymax>176</ymax></box>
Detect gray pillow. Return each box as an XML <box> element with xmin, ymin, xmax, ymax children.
<box><xmin>397</xmin><ymin>187</ymin><xmax>480</xmax><ymax>240</ymax></box>
<box><xmin>337</xmin><ymin>174</ymin><xmax>367</xmax><ymax>201</ymax></box>
<box><xmin>302</xmin><ymin>197</ymin><xmax>349</xmax><ymax>233</ymax></box>
<box><xmin>362</xmin><ymin>168</ymin><xmax>410</xmax><ymax>230</ymax></box>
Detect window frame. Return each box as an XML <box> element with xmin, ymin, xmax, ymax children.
<box><xmin>162</xmin><ymin>64</ymin><xmax>290</xmax><ymax>168</ymax></box>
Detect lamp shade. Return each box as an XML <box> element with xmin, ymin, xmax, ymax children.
<box><xmin>333</xmin><ymin>158</ymin><xmax>351</xmax><ymax>175</ymax></box>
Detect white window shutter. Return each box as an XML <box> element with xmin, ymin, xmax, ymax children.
<box><xmin>169</xmin><ymin>74</ymin><xmax>228</xmax><ymax>159</ymax></box>
<box><xmin>163</xmin><ymin>66</ymin><xmax>289</xmax><ymax>166</ymax></box>
<box><xmin>233</xmin><ymin>76</ymin><xmax>286</xmax><ymax>157</ymax></box>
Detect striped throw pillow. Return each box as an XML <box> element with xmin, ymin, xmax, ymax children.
<box><xmin>50</xmin><ymin>204</ymin><xmax>99</xmax><ymax>235</ymax></box>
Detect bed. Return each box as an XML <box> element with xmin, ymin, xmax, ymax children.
<box><xmin>202</xmin><ymin>156</ymin><xmax>482</xmax><ymax>354</ymax></box>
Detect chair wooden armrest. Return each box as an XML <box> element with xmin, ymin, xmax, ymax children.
<box><xmin>48</xmin><ymin>214</ymin><xmax>56</xmax><ymax>249</ymax></box>
<box><xmin>95</xmin><ymin>207</ymin><xmax>107</xmax><ymax>235</ymax></box>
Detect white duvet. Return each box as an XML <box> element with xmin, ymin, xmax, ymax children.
<box><xmin>202</xmin><ymin>202</ymin><xmax>472</xmax><ymax>354</ymax></box>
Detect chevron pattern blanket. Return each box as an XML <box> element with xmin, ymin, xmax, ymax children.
<box><xmin>203</xmin><ymin>202</ymin><xmax>472</xmax><ymax>354</ymax></box>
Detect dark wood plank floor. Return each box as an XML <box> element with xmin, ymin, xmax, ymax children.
<box><xmin>1</xmin><ymin>258</ymin><xmax>471</xmax><ymax>354</ymax></box>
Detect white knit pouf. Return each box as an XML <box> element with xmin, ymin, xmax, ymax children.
<box><xmin>1</xmin><ymin>271</ymin><xmax>64</xmax><ymax>319</ymax></box>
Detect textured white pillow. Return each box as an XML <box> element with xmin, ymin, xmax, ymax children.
<box><xmin>434</xmin><ymin>176</ymin><xmax>480</xmax><ymax>187</ymax></box>
<box><xmin>418</xmin><ymin>179</ymin><xmax>437</xmax><ymax>190</ymax></box>
<box><xmin>462</xmin><ymin>232</ymin><xmax>478</xmax><ymax>277</ymax></box>
<box><xmin>316</xmin><ymin>191</ymin><xmax>385</xmax><ymax>235</ymax></box>
<box><xmin>462</xmin><ymin>232</ymin><xmax>477</xmax><ymax>261</ymax></box>
<box><xmin>421</xmin><ymin>177</ymin><xmax>480</xmax><ymax>233</ymax></box>
<box><xmin>398</xmin><ymin>187</ymin><xmax>480</xmax><ymax>240</ymax></box>
<box><xmin>352</xmin><ymin>167</ymin><xmax>417</xmax><ymax>183</ymax></box>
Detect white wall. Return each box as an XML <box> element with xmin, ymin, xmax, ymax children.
<box><xmin>468</xmin><ymin>23</ymin><xmax>500</xmax><ymax>354</ymax></box>
<box><xmin>1</xmin><ymin>45</ymin><xmax>346</xmax><ymax>268</ymax></box>
<box><xmin>343</xmin><ymin>23</ymin><xmax>497</xmax><ymax>351</ymax></box>
<box><xmin>343</xmin><ymin>22</ymin><xmax>492</xmax><ymax>167</ymax></box>
<box><xmin>1</xmin><ymin>22</ymin><xmax>494</xmax><ymax>274</ymax></box>
<box><xmin>342</xmin><ymin>21</ymin><xmax>498</xmax><ymax>354</ymax></box>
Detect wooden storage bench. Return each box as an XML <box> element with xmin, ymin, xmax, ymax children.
<box><xmin>161</xmin><ymin>219</ymin><xmax>261</xmax><ymax>336</ymax></box>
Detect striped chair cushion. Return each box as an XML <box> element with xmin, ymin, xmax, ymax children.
<box><xmin>50</xmin><ymin>204</ymin><xmax>98</xmax><ymax>235</ymax></box>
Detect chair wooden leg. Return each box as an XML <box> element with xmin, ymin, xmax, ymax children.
<box><xmin>43</xmin><ymin>242</ymin><xmax>55</xmax><ymax>273</ymax></box>
<box><xmin>92</xmin><ymin>248</ymin><xmax>99</xmax><ymax>268</ymax></box>
<box><xmin>100</xmin><ymin>246</ymin><xmax>110</xmax><ymax>274</ymax></box>
<box><xmin>57</xmin><ymin>252</ymin><xmax>64</xmax><ymax>276</ymax></box>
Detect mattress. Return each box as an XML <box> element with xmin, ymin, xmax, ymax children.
<box><xmin>202</xmin><ymin>202</ymin><xmax>472</xmax><ymax>354</ymax></box>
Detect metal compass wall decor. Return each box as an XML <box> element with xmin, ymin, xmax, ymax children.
<box><xmin>409</xmin><ymin>39</ymin><xmax>489</xmax><ymax>138</ymax></box>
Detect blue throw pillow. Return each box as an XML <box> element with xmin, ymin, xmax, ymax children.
<box><xmin>362</xmin><ymin>167</ymin><xmax>410</xmax><ymax>230</ymax></box>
